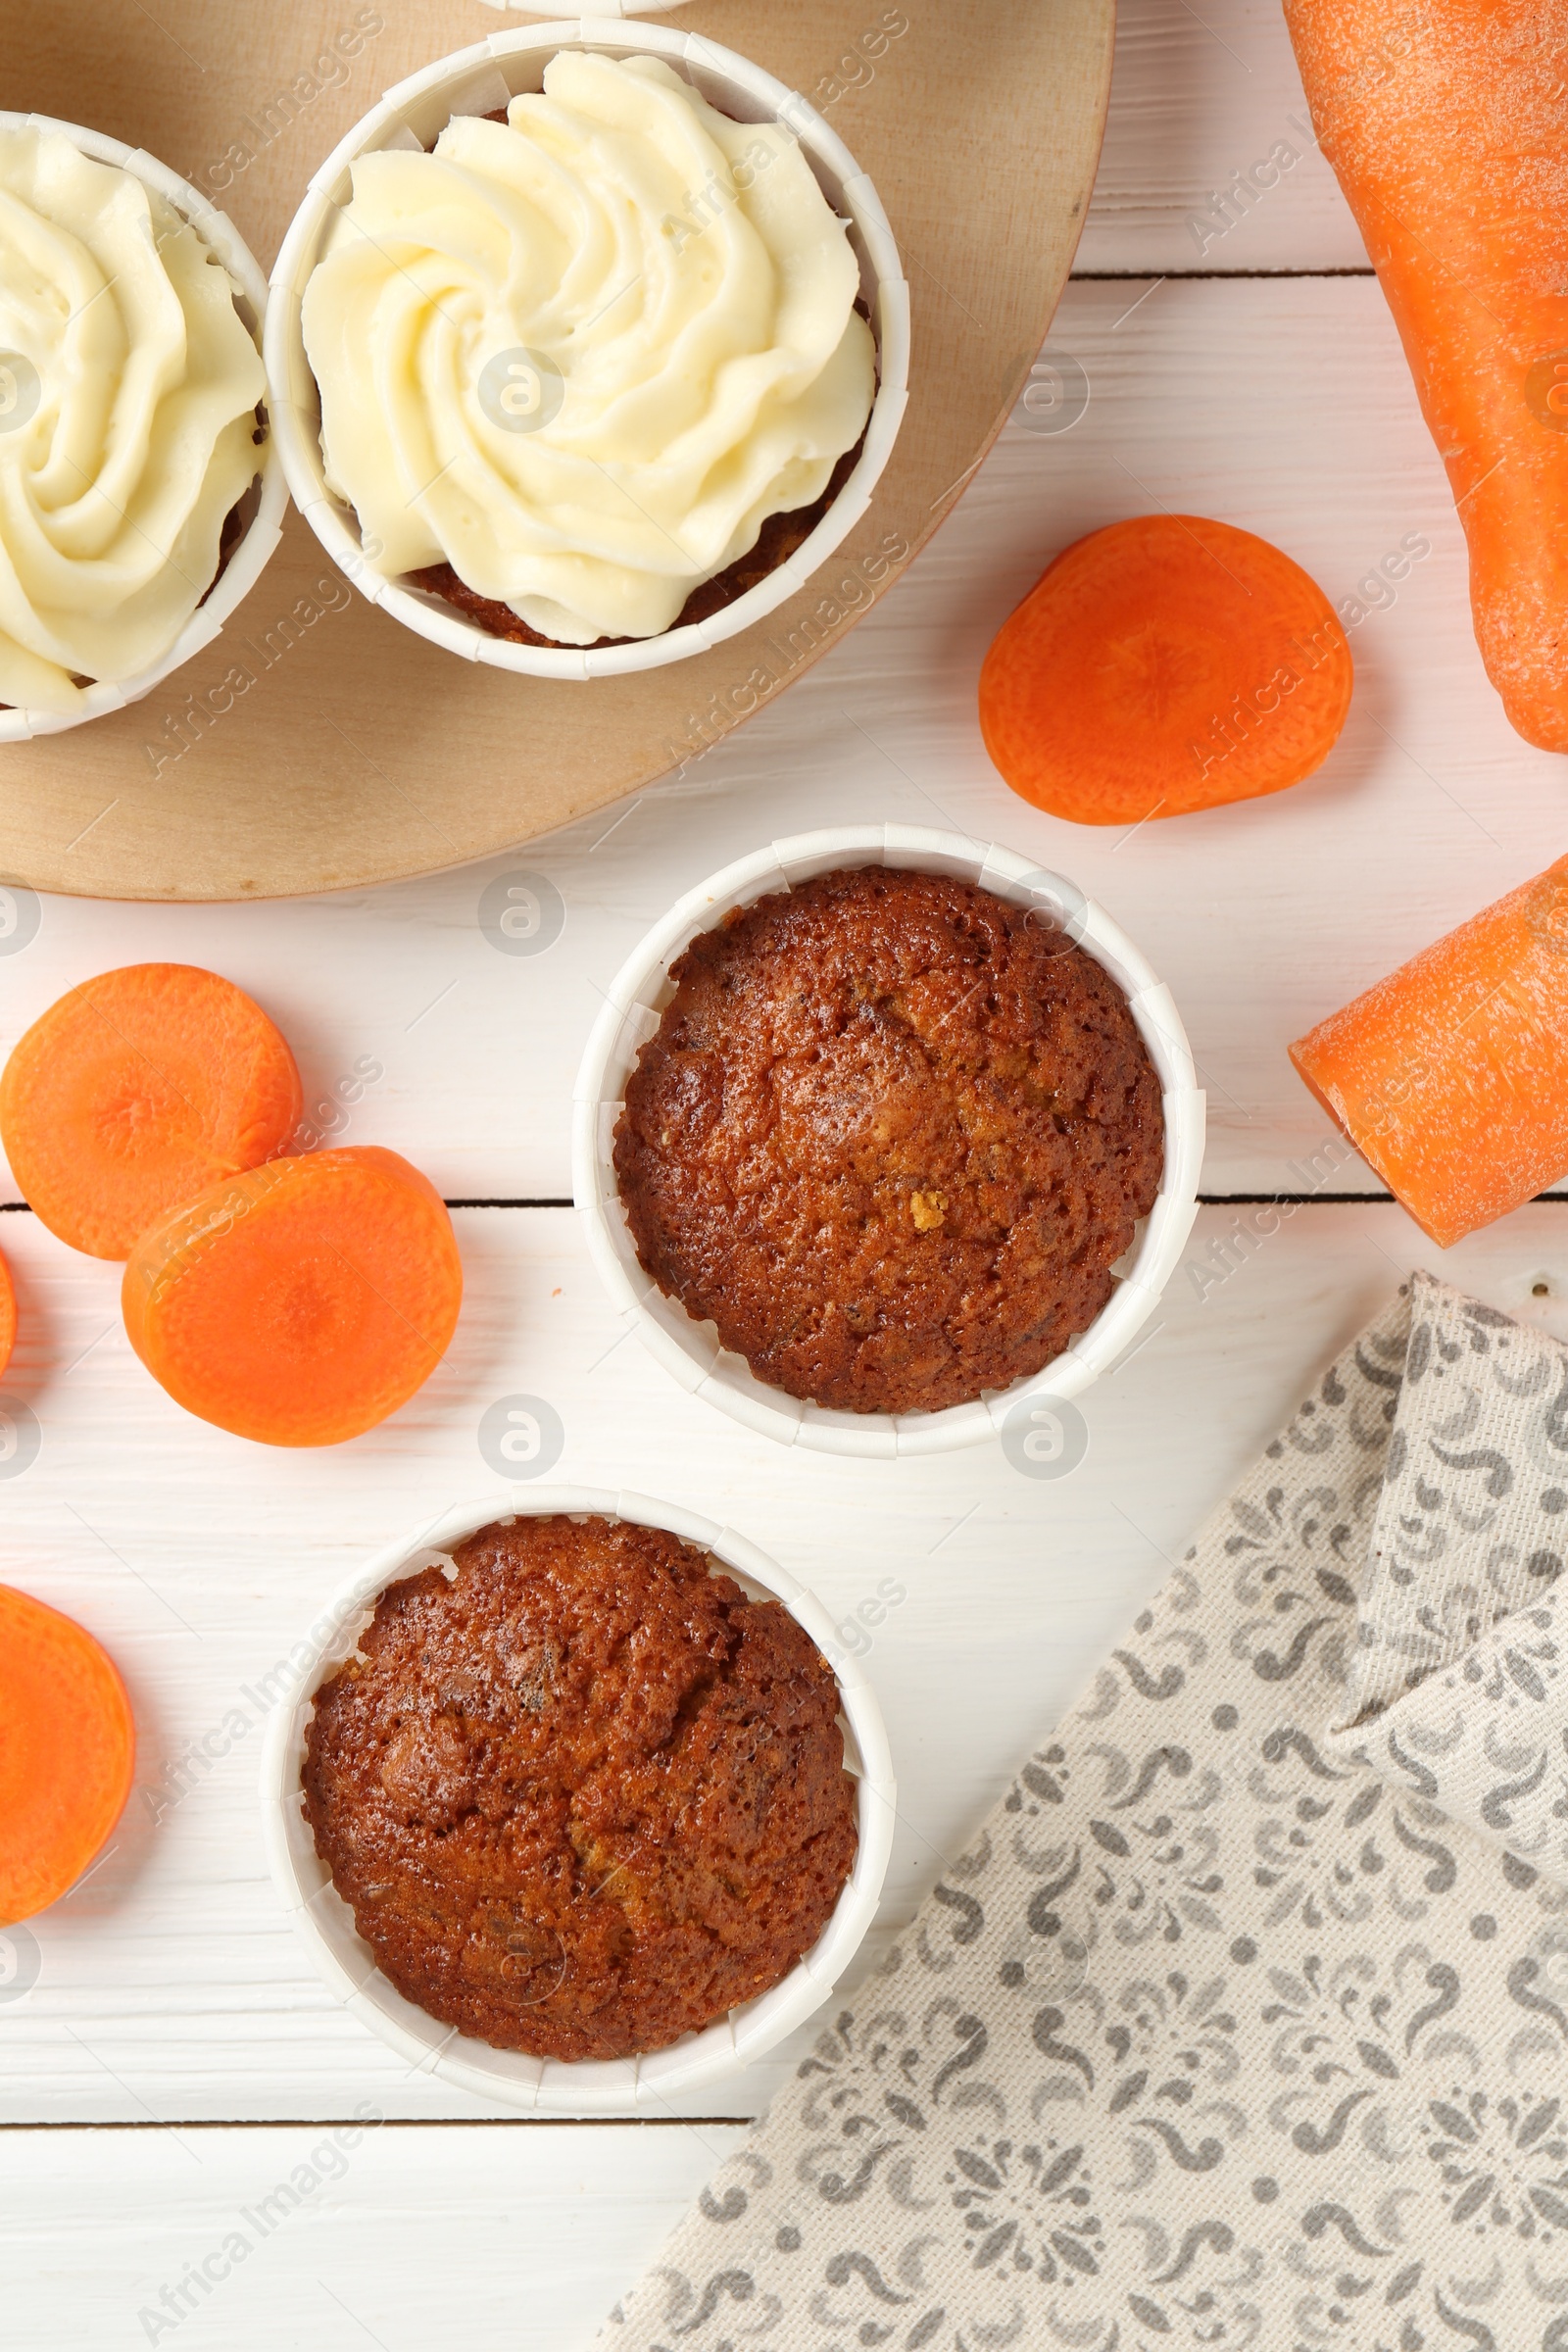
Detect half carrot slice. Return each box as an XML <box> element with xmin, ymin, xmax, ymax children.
<box><xmin>1291</xmin><ymin>855</ymin><xmax>1568</xmax><ymax>1247</ymax></box>
<box><xmin>1</xmin><ymin>964</ymin><xmax>303</xmax><ymax>1260</ymax></box>
<box><xmin>980</xmin><ymin>514</ymin><xmax>1353</xmax><ymax>824</ymax></box>
<box><xmin>0</xmin><ymin>1586</ymin><xmax>134</xmax><ymax>1925</ymax></box>
<box><xmin>122</xmin><ymin>1146</ymin><xmax>464</xmax><ymax>1446</ymax></box>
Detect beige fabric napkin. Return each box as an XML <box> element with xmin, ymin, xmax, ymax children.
<box><xmin>600</xmin><ymin>1273</ymin><xmax>1568</xmax><ymax>2352</ymax></box>
<box><xmin>1327</xmin><ymin>1285</ymin><xmax>1568</xmax><ymax>1886</ymax></box>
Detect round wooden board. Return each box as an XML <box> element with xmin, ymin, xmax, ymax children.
<box><xmin>6</xmin><ymin>0</ymin><xmax>1114</xmax><ymax>901</ymax></box>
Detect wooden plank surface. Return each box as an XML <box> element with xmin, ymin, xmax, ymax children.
<box><xmin>1</xmin><ymin>280</ymin><xmax>1552</xmax><ymax>1203</ymax></box>
<box><xmin>4</xmin><ymin>1200</ymin><xmax>1568</xmax><ymax>2131</ymax></box>
<box><xmin>1083</xmin><ymin>0</ymin><xmax>1371</xmax><ymax>273</ymax></box>
<box><xmin>0</xmin><ymin>2121</ymin><xmax>749</xmax><ymax>2351</ymax></box>
<box><xmin>9</xmin><ymin>1</ymin><xmax>1568</xmax><ymax>2343</ymax></box>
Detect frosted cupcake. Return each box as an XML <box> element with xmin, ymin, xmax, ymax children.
<box><xmin>0</xmin><ymin>124</ymin><xmax>269</xmax><ymax>718</ymax></box>
<box><xmin>298</xmin><ymin>52</ymin><xmax>878</xmax><ymax>652</ymax></box>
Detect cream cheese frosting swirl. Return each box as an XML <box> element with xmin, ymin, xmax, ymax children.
<box><xmin>301</xmin><ymin>52</ymin><xmax>877</xmax><ymax>646</ymax></box>
<box><xmin>0</xmin><ymin>127</ymin><xmax>266</xmax><ymax>715</ymax></box>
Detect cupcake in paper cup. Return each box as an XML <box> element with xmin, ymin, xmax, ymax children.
<box><xmin>267</xmin><ymin>25</ymin><xmax>909</xmax><ymax>680</ymax></box>
<box><xmin>260</xmin><ymin>1489</ymin><xmax>896</xmax><ymax>2113</ymax></box>
<box><xmin>574</xmin><ymin>827</ymin><xmax>1205</xmax><ymax>1459</ymax></box>
<box><xmin>0</xmin><ymin>114</ymin><xmax>284</xmax><ymax>743</ymax></box>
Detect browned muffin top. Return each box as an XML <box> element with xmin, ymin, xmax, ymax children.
<box><xmin>302</xmin><ymin>1514</ymin><xmax>857</xmax><ymax>2063</ymax></box>
<box><xmin>613</xmin><ymin>865</ymin><xmax>1164</xmax><ymax>1416</ymax></box>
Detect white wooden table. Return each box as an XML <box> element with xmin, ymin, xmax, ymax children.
<box><xmin>7</xmin><ymin>4</ymin><xmax>1568</xmax><ymax>2344</ymax></box>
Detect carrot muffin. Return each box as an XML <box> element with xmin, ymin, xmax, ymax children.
<box><xmin>0</xmin><ymin>126</ymin><xmax>266</xmax><ymax>715</ymax></box>
<box><xmin>300</xmin><ymin>51</ymin><xmax>876</xmax><ymax>650</ymax></box>
<box><xmin>614</xmin><ymin>866</ymin><xmax>1165</xmax><ymax>1416</ymax></box>
<box><xmin>302</xmin><ymin>1514</ymin><xmax>857</xmax><ymax>2063</ymax></box>
<box><xmin>407</xmin><ymin>438</ymin><xmax>865</xmax><ymax>654</ymax></box>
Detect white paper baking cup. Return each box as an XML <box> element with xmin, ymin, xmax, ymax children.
<box><xmin>259</xmin><ymin>1488</ymin><xmax>895</xmax><ymax>2115</ymax></box>
<box><xmin>0</xmin><ymin>112</ymin><xmax>285</xmax><ymax>746</ymax></box>
<box><xmin>265</xmin><ymin>22</ymin><xmax>909</xmax><ymax>681</ymax></box>
<box><xmin>574</xmin><ymin>824</ymin><xmax>1206</xmax><ymax>1458</ymax></box>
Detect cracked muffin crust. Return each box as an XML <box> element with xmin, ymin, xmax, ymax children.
<box><xmin>302</xmin><ymin>1513</ymin><xmax>857</xmax><ymax>2062</ymax></box>
<box><xmin>613</xmin><ymin>865</ymin><xmax>1165</xmax><ymax>1416</ymax></box>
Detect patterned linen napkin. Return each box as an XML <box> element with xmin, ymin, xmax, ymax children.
<box><xmin>600</xmin><ymin>1273</ymin><xmax>1568</xmax><ymax>2352</ymax></box>
<box><xmin>1326</xmin><ymin>1284</ymin><xmax>1568</xmax><ymax>1886</ymax></box>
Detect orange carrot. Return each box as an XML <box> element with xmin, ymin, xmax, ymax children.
<box><xmin>0</xmin><ymin>1248</ymin><xmax>14</xmax><ymax>1380</ymax></box>
<box><xmin>978</xmin><ymin>514</ymin><xmax>1353</xmax><ymax>824</ymax></box>
<box><xmin>122</xmin><ymin>1146</ymin><xmax>464</xmax><ymax>1446</ymax></box>
<box><xmin>1284</xmin><ymin>1</ymin><xmax>1568</xmax><ymax>750</ymax></box>
<box><xmin>1291</xmin><ymin>854</ymin><xmax>1568</xmax><ymax>1247</ymax></box>
<box><xmin>0</xmin><ymin>1586</ymin><xmax>134</xmax><ymax>1925</ymax></box>
<box><xmin>1</xmin><ymin>965</ymin><xmax>303</xmax><ymax>1261</ymax></box>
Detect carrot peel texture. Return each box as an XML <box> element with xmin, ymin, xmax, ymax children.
<box><xmin>1290</xmin><ymin>854</ymin><xmax>1568</xmax><ymax>1247</ymax></box>
<box><xmin>1284</xmin><ymin>0</ymin><xmax>1568</xmax><ymax>750</ymax></box>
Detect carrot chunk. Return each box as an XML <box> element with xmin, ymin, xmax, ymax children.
<box><xmin>0</xmin><ymin>1586</ymin><xmax>134</xmax><ymax>1925</ymax></box>
<box><xmin>122</xmin><ymin>1146</ymin><xmax>464</xmax><ymax>1446</ymax></box>
<box><xmin>979</xmin><ymin>514</ymin><xmax>1353</xmax><ymax>824</ymax></box>
<box><xmin>0</xmin><ymin>1249</ymin><xmax>14</xmax><ymax>1380</ymax></box>
<box><xmin>0</xmin><ymin>965</ymin><xmax>303</xmax><ymax>1260</ymax></box>
<box><xmin>1285</xmin><ymin>0</ymin><xmax>1568</xmax><ymax>751</ymax></box>
<box><xmin>1290</xmin><ymin>856</ymin><xmax>1568</xmax><ymax>1247</ymax></box>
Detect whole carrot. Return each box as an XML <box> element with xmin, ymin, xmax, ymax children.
<box><xmin>1284</xmin><ymin>0</ymin><xmax>1568</xmax><ymax>750</ymax></box>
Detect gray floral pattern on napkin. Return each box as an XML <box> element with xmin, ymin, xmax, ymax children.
<box><xmin>1328</xmin><ymin>1273</ymin><xmax>1568</xmax><ymax>1885</ymax></box>
<box><xmin>600</xmin><ymin>1278</ymin><xmax>1568</xmax><ymax>2352</ymax></box>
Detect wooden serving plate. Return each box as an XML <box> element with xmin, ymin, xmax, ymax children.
<box><xmin>5</xmin><ymin>0</ymin><xmax>1115</xmax><ymax>901</ymax></box>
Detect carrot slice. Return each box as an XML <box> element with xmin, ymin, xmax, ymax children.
<box><xmin>122</xmin><ymin>1146</ymin><xmax>464</xmax><ymax>1446</ymax></box>
<box><xmin>979</xmin><ymin>514</ymin><xmax>1354</xmax><ymax>824</ymax></box>
<box><xmin>0</xmin><ymin>1586</ymin><xmax>134</xmax><ymax>1925</ymax></box>
<box><xmin>0</xmin><ymin>964</ymin><xmax>303</xmax><ymax>1261</ymax></box>
<box><xmin>1285</xmin><ymin>1</ymin><xmax>1568</xmax><ymax>751</ymax></box>
<box><xmin>0</xmin><ymin>1249</ymin><xmax>14</xmax><ymax>1380</ymax></box>
<box><xmin>1290</xmin><ymin>855</ymin><xmax>1568</xmax><ymax>1247</ymax></box>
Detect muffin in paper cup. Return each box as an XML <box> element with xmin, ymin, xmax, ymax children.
<box><xmin>0</xmin><ymin>113</ymin><xmax>285</xmax><ymax>745</ymax></box>
<box><xmin>259</xmin><ymin>1488</ymin><xmax>895</xmax><ymax>2116</ymax></box>
<box><xmin>265</xmin><ymin>23</ymin><xmax>909</xmax><ymax>681</ymax></box>
<box><xmin>573</xmin><ymin>824</ymin><xmax>1206</xmax><ymax>1459</ymax></box>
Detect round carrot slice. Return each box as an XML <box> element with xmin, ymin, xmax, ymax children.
<box><xmin>979</xmin><ymin>514</ymin><xmax>1354</xmax><ymax>824</ymax></box>
<box><xmin>0</xmin><ymin>1586</ymin><xmax>134</xmax><ymax>1925</ymax></box>
<box><xmin>0</xmin><ymin>964</ymin><xmax>304</xmax><ymax>1261</ymax></box>
<box><xmin>122</xmin><ymin>1146</ymin><xmax>464</xmax><ymax>1447</ymax></box>
<box><xmin>0</xmin><ymin>1249</ymin><xmax>14</xmax><ymax>1380</ymax></box>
